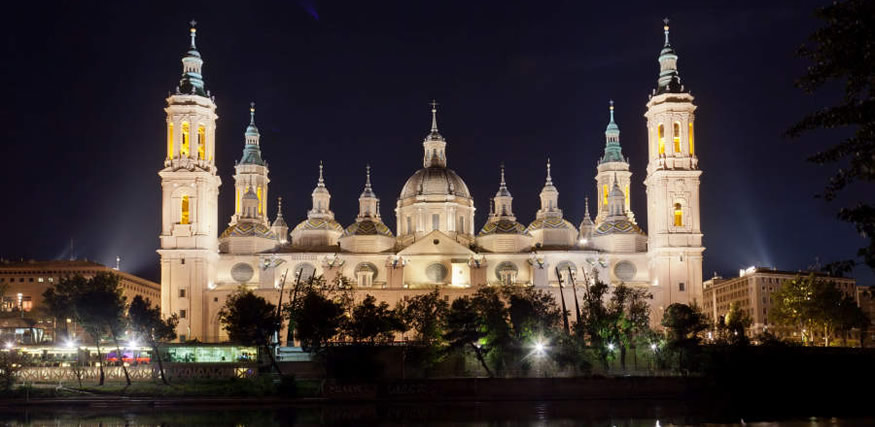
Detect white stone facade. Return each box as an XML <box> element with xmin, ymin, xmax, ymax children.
<box><xmin>157</xmin><ymin>22</ymin><xmax>705</xmax><ymax>342</ymax></box>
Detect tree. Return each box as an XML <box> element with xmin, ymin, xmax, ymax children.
<box><xmin>290</xmin><ymin>288</ymin><xmax>345</xmax><ymax>351</ymax></box>
<box><xmin>444</xmin><ymin>295</ymin><xmax>493</xmax><ymax>377</ymax></box>
<box><xmin>398</xmin><ymin>288</ymin><xmax>449</xmax><ymax>345</ymax></box>
<box><xmin>661</xmin><ymin>303</ymin><xmax>709</xmax><ymax>374</ymax></box>
<box><xmin>771</xmin><ymin>274</ymin><xmax>850</xmax><ymax>346</ymax></box>
<box><xmin>343</xmin><ymin>295</ymin><xmax>405</xmax><ymax>344</ymax></box>
<box><xmin>606</xmin><ymin>284</ymin><xmax>652</xmax><ymax>371</ymax></box>
<box><xmin>218</xmin><ymin>287</ymin><xmax>283</xmax><ymax>374</ymax></box>
<box><xmin>787</xmin><ymin>0</ymin><xmax>875</xmax><ymax>272</ymax></box>
<box><xmin>835</xmin><ymin>294</ymin><xmax>869</xmax><ymax>347</ymax></box>
<box><xmin>42</xmin><ymin>275</ymin><xmax>86</xmax><ymax>342</ymax></box>
<box><xmin>77</xmin><ymin>272</ymin><xmax>130</xmax><ymax>386</ymax></box>
<box><xmin>503</xmin><ymin>286</ymin><xmax>562</xmax><ymax>343</ymax></box>
<box><xmin>719</xmin><ymin>302</ymin><xmax>752</xmax><ymax>346</ymax></box>
<box><xmin>127</xmin><ymin>295</ymin><xmax>178</xmax><ymax>385</ymax></box>
<box><xmin>575</xmin><ymin>279</ymin><xmax>612</xmax><ymax>369</ymax></box>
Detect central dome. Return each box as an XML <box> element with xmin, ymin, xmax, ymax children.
<box><xmin>399</xmin><ymin>167</ymin><xmax>471</xmax><ymax>200</ymax></box>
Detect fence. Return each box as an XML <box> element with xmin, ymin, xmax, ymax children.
<box><xmin>15</xmin><ymin>362</ymin><xmax>258</xmax><ymax>383</ymax></box>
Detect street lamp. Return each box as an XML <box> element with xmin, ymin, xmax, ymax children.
<box><xmin>650</xmin><ymin>343</ymin><xmax>658</xmax><ymax>351</ymax></box>
<box><xmin>607</xmin><ymin>343</ymin><xmax>615</xmax><ymax>351</ymax></box>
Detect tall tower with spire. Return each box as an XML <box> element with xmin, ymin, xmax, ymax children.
<box><xmin>644</xmin><ymin>19</ymin><xmax>704</xmax><ymax>310</ymax></box>
<box><xmin>595</xmin><ymin>100</ymin><xmax>635</xmax><ymax>224</ymax></box>
<box><xmin>230</xmin><ymin>103</ymin><xmax>270</xmax><ymax>226</ymax></box>
<box><xmin>157</xmin><ymin>21</ymin><xmax>221</xmax><ymax>342</ymax></box>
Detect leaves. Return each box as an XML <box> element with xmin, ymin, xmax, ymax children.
<box><xmin>218</xmin><ymin>287</ymin><xmax>281</xmax><ymax>347</ymax></box>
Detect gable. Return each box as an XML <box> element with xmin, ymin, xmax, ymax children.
<box><xmin>397</xmin><ymin>230</ymin><xmax>475</xmax><ymax>256</ymax></box>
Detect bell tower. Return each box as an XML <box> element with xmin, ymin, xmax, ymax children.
<box><xmin>157</xmin><ymin>21</ymin><xmax>221</xmax><ymax>342</ymax></box>
<box><xmin>644</xmin><ymin>19</ymin><xmax>704</xmax><ymax>312</ymax></box>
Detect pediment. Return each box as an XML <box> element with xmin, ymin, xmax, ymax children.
<box><xmin>397</xmin><ymin>230</ymin><xmax>475</xmax><ymax>256</ymax></box>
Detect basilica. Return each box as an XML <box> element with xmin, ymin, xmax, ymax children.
<box><xmin>158</xmin><ymin>22</ymin><xmax>704</xmax><ymax>342</ymax></box>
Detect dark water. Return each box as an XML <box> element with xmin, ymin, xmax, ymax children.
<box><xmin>0</xmin><ymin>401</ymin><xmax>871</xmax><ymax>426</ymax></box>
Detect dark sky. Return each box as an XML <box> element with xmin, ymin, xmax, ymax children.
<box><xmin>2</xmin><ymin>0</ymin><xmax>870</xmax><ymax>284</ymax></box>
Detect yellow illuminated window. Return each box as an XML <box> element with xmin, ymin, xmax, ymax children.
<box><xmin>673</xmin><ymin>123</ymin><xmax>681</xmax><ymax>153</ymax></box>
<box><xmin>602</xmin><ymin>184</ymin><xmax>608</xmax><ymax>205</ymax></box>
<box><xmin>181</xmin><ymin>122</ymin><xmax>190</xmax><ymax>157</ymax></box>
<box><xmin>167</xmin><ymin>122</ymin><xmax>174</xmax><ymax>159</ymax></box>
<box><xmin>673</xmin><ymin>203</ymin><xmax>683</xmax><ymax>227</ymax></box>
<box><xmin>658</xmin><ymin>125</ymin><xmax>665</xmax><ymax>155</ymax></box>
<box><xmin>181</xmin><ymin>195</ymin><xmax>190</xmax><ymax>225</ymax></box>
<box><xmin>689</xmin><ymin>122</ymin><xmax>695</xmax><ymax>155</ymax></box>
<box><xmin>625</xmin><ymin>184</ymin><xmax>629</xmax><ymax>205</ymax></box>
<box><xmin>235</xmin><ymin>187</ymin><xmax>240</xmax><ymax>214</ymax></box>
<box><xmin>197</xmin><ymin>125</ymin><xmax>206</xmax><ymax>160</ymax></box>
<box><xmin>257</xmin><ymin>187</ymin><xmax>263</xmax><ymax>215</ymax></box>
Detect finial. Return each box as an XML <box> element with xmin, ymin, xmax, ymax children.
<box><xmin>663</xmin><ymin>18</ymin><xmax>670</xmax><ymax>46</ymax></box>
<box><xmin>609</xmin><ymin>99</ymin><xmax>615</xmax><ymax>122</ymax></box>
<box><xmin>429</xmin><ymin>99</ymin><xmax>439</xmax><ymax>132</ymax></box>
<box><xmin>546</xmin><ymin>158</ymin><xmax>553</xmax><ymax>184</ymax></box>
<box><xmin>500</xmin><ymin>162</ymin><xmax>506</xmax><ymax>186</ymax></box>
<box><xmin>318</xmin><ymin>161</ymin><xmax>325</xmax><ymax>185</ymax></box>
<box><xmin>189</xmin><ymin>20</ymin><xmax>198</xmax><ymax>49</ymax></box>
<box><xmin>584</xmin><ymin>196</ymin><xmax>591</xmax><ymax>217</ymax></box>
<box><xmin>278</xmin><ymin>196</ymin><xmax>283</xmax><ymax>209</ymax></box>
<box><xmin>249</xmin><ymin>102</ymin><xmax>256</xmax><ymax>124</ymax></box>
<box><xmin>365</xmin><ymin>164</ymin><xmax>372</xmax><ymax>189</ymax></box>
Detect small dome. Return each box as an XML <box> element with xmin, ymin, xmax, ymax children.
<box><xmin>400</xmin><ymin>167</ymin><xmax>472</xmax><ymax>200</ymax></box>
<box><xmin>526</xmin><ymin>217</ymin><xmax>576</xmax><ymax>233</ymax></box>
<box><xmin>595</xmin><ymin>219</ymin><xmax>645</xmax><ymax>236</ymax></box>
<box><xmin>479</xmin><ymin>219</ymin><xmax>529</xmax><ymax>236</ymax></box>
<box><xmin>344</xmin><ymin>219</ymin><xmax>393</xmax><ymax>237</ymax></box>
<box><xmin>220</xmin><ymin>222</ymin><xmax>277</xmax><ymax>239</ymax></box>
<box><xmin>293</xmin><ymin>217</ymin><xmax>344</xmax><ymax>233</ymax></box>
<box><xmin>243</xmin><ymin>188</ymin><xmax>258</xmax><ymax>200</ymax></box>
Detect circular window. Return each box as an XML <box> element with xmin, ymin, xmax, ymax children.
<box><xmin>355</xmin><ymin>262</ymin><xmax>378</xmax><ymax>275</ymax></box>
<box><xmin>293</xmin><ymin>263</ymin><xmax>317</xmax><ymax>281</ymax></box>
<box><xmin>614</xmin><ymin>261</ymin><xmax>637</xmax><ymax>281</ymax></box>
<box><xmin>494</xmin><ymin>261</ymin><xmax>519</xmax><ymax>281</ymax></box>
<box><xmin>231</xmin><ymin>263</ymin><xmax>254</xmax><ymax>283</ymax></box>
<box><xmin>426</xmin><ymin>263</ymin><xmax>449</xmax><ymax>282</ymax></box>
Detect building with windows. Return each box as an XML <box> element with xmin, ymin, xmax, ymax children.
<box><xmin>0</xmin><ymin>260</ymin><xmax>161</xmax><ymax>344</ymax></box>
<box><xmin>702</xmin><ymin>266</ymin><xmax>858</xmax><ymax>338</ymax></box>
<box><xmin>158</xmin><ymin>21</ymin><xmax>705</xmax><ymax>342</ymax></box>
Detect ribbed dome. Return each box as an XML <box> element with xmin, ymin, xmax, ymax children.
<box><xmin>595</xmin><ymin>219</ymin><xmax>645</xmax><ymax>236</ymax></box>
<box><xmin>293</xmin><ymin>218</ymin><xmax>344</xmax><ymax>233</ymax></box>
<box><xmin>479</xmin><ymin>219</ymin><xmax>529</xmax><ymax>236</ymax></box>
<box><xmin>400</xmin><ymin>167</ymin><xmax>471</xmax><ymax>199</ymax></box>
<box><xmin>526</xmin><ymin>217</ymin><xmax>577</xmax><ymax>233</ymax></box>
<box><xmin>220</xmin><ymin>222</ymin><xmax>277</xmax><ymax>239</ymax></box>
<box><xmin>344</xmin><ymin>219</ymin><xmax>393</xmax><ymax>237</ymax></box>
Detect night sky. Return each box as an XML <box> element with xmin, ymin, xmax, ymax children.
<box><xmin>3</xmin><ymin>0</ymin><xmax>870</xmax><ymax>284</ymax></box>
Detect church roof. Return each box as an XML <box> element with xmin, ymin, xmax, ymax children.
<box><xmin>293</xmin><ymin>217</ymin><xmax>344</xmax><ymax>233</ymax></box>
<box><xmin>594</xmin><ymin>219</ymin><xmax>645</xmax><ymax>236</ymax></box>
<box><xmin>479</xmin><ymin>219</ymin><xmax>529</xmax><ymax>236</ymax></box>
<box><xmin>526</xmin><ymin>216</ymin><xmax>577</xmax><ymax>233</ymax></box>
<box><xmin>220</xmin><ymin>222</ymin><xmax>277</xmax><ymax>239</ymax></box>
<box><xmin>344</xmin><ymin>219</ymin><xmax>393</xmax><ymax>237</ymax></box>
<box><xmin>400</xmin><ymin>167</ymin><xmax>471</xmax><ymax>199</ymax></box>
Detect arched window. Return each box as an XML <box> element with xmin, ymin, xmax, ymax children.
<box><xmin>180</xmin><ymin>122</ymin><xmax>190</xmax><ymax>157</ymax></box>
<box><xmin>625</xmin><ymin>184</ymin><xmax>630</xmax><ymax>205</ymax></box>
<box><xmin>257</xmin><ymin>187</ymin><xmax>263</xmax><ymax>215</ymax></box>
<box><xmin>181</xmin><ymin>195</ymin><xmax>191</xmax><ymax>225</ymax></box>
<box><xmin>673</xmin><ymin>203</ymin><xmax>683</xmax><ymax>227</ymax></box>
<box><xmin>167</xmin><ymin>122</ymin><xmax>174</xmax><ymax>159</ymax></box>
<box><xmin>688</xmin><ymin>122</ymin><xmax>695</xmax><ymax>155</ymax></box>
<box><xmin>602</xmin><ymin>184</ymin><xmax>608</xmax><ymax>206</ymax></box>
<box><xmin>673</xmin><ymin>122</ymin><xmax>681</xmax><ymax>153</ymax></box>
<box><xmin>197</xmin><ymin>125</ymin><xmax>206</xmax><ymax>160</ymax></box>
<box><xmin>657</xmin><ymin>125</ymin><xmax>665</xmax><ymax>155</ymax></box>
<box><xmin>235</xmin><ymin>187</ymin><xmax>240</xmax><ymax>214</ymax></box>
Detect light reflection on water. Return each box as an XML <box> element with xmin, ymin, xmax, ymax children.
<box><xmin>0</xmin><ymin>403</ymin><xmax>871</xmax><ymax>427</ymax></box>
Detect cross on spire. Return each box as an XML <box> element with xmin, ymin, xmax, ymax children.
<box><xmin>249</xmin><ymin>102</ymin><xmax>256</xmax><ymax>124</ymax></box>
<box><xmin>429</xmin><ymin>99</ymin><xmax>440</xmax><ymax>132</ymax></box>
<box><xmin>189</xmin><ymin>19</ymin><xmax>198</xmax><ymax>49</ymax></box>
<box><xmin>663</xmin><ymin>17</ymin><xmax>671</xmax><ymax>46</ymax></box>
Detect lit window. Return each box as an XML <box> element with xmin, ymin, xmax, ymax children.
<box><xmin>603</xmin><ymin>184</ymin><xmax>608</xmax><ymax>206</ymax></box>
<box><xmin>167</xmin><ymin>122</ymin><xmax>174</xmax><ymax>159</ymax></box>
<box><xmin>197</xmin><ymin>125</ymin><xmax>206</xmax><ymax>160</ymax></box>
<box><xmin>235</xmin><ymin>187</ymin><xmax>240</xmax><ymax>214</ymax></box>
<box><xmin>625</xmin><ymin>184</ymin><xmax>629</xmax><ymax>205</ymax></box>
<box><xmin>180</xmin><ymin>122</ymin><xmax>190</xmax><ymax>157</ymax></box>
<box><xmin>257</xmin><ymin>187</ymin><xmax>263</xmax><ymax>215</ymax></box>
<box><xmin>38</xmin><ymin>277</ymin><xmax>44</xmax><ymax>283</ymax></box>
<box><xmin>673</xmin><ymin>203</ymin><xmax>683</xmax><ymax>227</ymax></box>
<box><xmin>658</xmin><ymin>124</ymin><xmax>665</xmax><ymax>155</ymax></box>
<box><xmin>673</xmin><ymin>122</ymin><xmax>681</xmax><ymax>153</ymax></box>
<box><xmin>688</xmin><ymin>122</ymin><xmax>694</xmax><ymax>155</ymax></box>
<box><xmin>181</xmin><ymin>195</ymin><xmax>190</xmax><ymax>225</ymax></box>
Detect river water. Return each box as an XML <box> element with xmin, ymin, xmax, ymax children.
<box><xmin>0</xmin><ymin>401</ymin><xmax>871</xmax><ymax>426</ymax></box>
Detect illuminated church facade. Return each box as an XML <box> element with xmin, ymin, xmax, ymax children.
<box><xmin>158</xmin><ymin>22</ymin><xmax>704</xmax><ymax>342</ymax></box>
